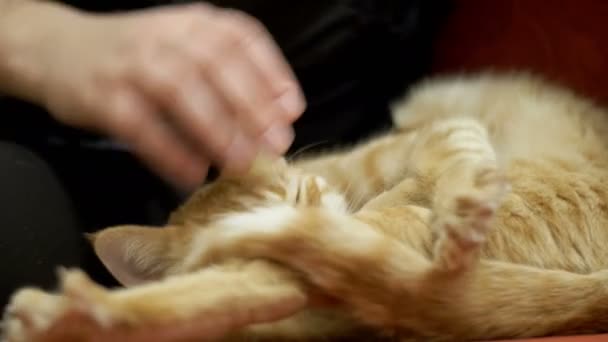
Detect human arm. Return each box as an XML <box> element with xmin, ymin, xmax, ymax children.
<box><xmin>0</xmin><ymin>1</ymin><xmax>305</xmax><ymax>189</ymax></box>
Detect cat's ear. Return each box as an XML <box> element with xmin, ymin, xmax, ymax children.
<box><xmin>87</xmin><ymin>225</ymin><xmax>178</xmax><ymax>287</ymax></box>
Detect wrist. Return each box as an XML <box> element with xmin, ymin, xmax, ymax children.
<box><xmin>0</xmin><ymin>1</ymin><xmax>82</xmax><ymax>104</ymax></box>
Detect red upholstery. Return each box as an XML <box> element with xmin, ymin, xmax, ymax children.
<box><xmin>492</xmin><ymin>336</ymin><xmax>608</xmax><ymax>342</ymax></box>
<box><xmin>432</xmin><ymin>0</ymin><xmax>608</xmax><ymax>104</ymax></box>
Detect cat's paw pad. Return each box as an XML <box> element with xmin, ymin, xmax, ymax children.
<box><xmin>433</xmin><ymin>174</ymin><xmax>509</xmax><ymax>271</ymax></box>
<box><xmin>443</xmin><ymin>195</ymin><xmax>497</xmax><ymax>246</ymax></box>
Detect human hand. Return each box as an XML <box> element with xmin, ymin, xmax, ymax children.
<box><xmin>3</xmin><ymin>2</ymin><xmax>305</xmax><ymax>189</ymax></box>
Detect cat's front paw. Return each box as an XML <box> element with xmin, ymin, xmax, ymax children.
<box><xmin>432</xmin><ymin>169</ymin><xmax>510</xmax><ymax>272</ymax></box>
<box><xmin>2</xmin><ymin>288</ymin><xmax>69</xmax><ymax>342</ymax></box>
<box><xmin>2</xmin><ymin>269</ymin><xmax>120</xmax><ymax>342</ymax></box>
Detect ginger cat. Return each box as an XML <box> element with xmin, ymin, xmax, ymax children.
<box><xmin>4</xmin><ymin>73</ymin><xmax>608</xmax><ymax>342</ymax></box>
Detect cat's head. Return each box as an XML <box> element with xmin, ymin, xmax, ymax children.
<box><xmin>167</xmin><ymin>156</ymin><xmax>348</xmax><ymax>225</ymax></box>
<box><xmin>88</xmin><ymin>157</ymin><xmax>346</xmax><ymax>286</ymax></box>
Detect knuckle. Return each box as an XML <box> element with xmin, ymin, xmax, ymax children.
<box><xmin>188</xmin><ymin>2</ymin><xmax>215</xmax><ymax>16</ymax></box>
<box><xmin>219</xmin><ymin>27</ymin><xmax>243</xmax><ymax>48</ymax></box>
<box><xmin>216</xmin><ymin>13</ymin><xmax>252</xmax><ymax>45</ymax></box>
<box><xmin>143</xmin><ymin>64</ymin><xmax>181</xmax><ymax>99</ymax></box>
<box><xmin>177</xmin><ymin>2</ymin><xmax>213</xmax><ymax>13</ymax></box>
<box><xmin>104</xmin><ymin>98</ymin><xmax>146</xmax><ymax>140</ymax></box>
<box><xmin>106</xmin><ymin>94</ymin><xmax>134</xmax><ymax>119</ymax></box>
<box><xmin>173</xmin><ymin>4</ymin><xmax>216</xmax><ymax>35</ymax></box>
<box><xmin>193</xmin><ymin>47</ymin><xmax>218</xmax><ymax>71</ymax></box>
<box><xmin>223</xmin><ymin>9</ymin><xmax>264</xmax><ymax>33</ymax></box>
<box><xmin>179</xmin><ymin>10</ymin><xmax>205</xmax><ymax>32</ymax></box>
<box><xmin>75</xmin><ymin>86</ymin><xmax>105</xmax><ymax>118</ymax></box>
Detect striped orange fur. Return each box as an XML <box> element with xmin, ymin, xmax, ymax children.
<box><xmin>4</xmin><ymin>73</ymin><xmax>608</xmax><ymax>341</ymax></box>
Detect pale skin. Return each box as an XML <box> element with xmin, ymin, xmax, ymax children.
<box><xmin>0</xmin><ymin>0</ymin><xmax>306</xmax><ymax>189</ymax></box>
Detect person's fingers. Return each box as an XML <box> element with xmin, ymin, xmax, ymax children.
<box><xmin>101</xmin><ymin>86</ymin><xmax>209</xmax><ymax>189</ymax></box>
<box><xmin>193</xmin><ymin>40</ymin><xmax>291</xmax><ymax>153</ymax></box>
<box><xmin>128</xmin><ymin>54</ymin><xmax>257</xmax><ymax>174</ymax></box>
<box><xmin>43</xmin><ymin>4</ymin><xmax>305</xmax><ymax>179</ymax></box>
<box><xmin>186</xmin><ymin>12</ymin><xmax>300</xmax><ymax>154</ymax></box>
<box><xmin>218</xmin><ymin>9</ymin><xmax>306</xmax><ymax>122</ymax></box>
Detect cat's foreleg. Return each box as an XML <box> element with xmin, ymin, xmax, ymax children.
<box><xmin>294</xmin><ymin>115</ymin><xmax>506</xmax><ymax>213</ymax></box>
<box><xmin>2</xmin><ymin>263</ymin><xmax>306</xmax><ymax>342</ymax></box>
<box><xmin>307</xmin><ymin>117</ymin><xmax>508</xmax><ymax>212</ymax></box>
<box><xmin>191</xmin><ymin>201</ymin><xmax>503</xmax><ymax>336</ymax></box>
<box><xmin>293</xmin><ymin>131</ymin><xmax>421</xmax><ymax>209</ymax></box>
<box><xmin>362</xmin><ymin>172</ymin><xmax>506</xmax><ymax>273</ymax></box>
<box><xmin>192</xmin><ymin>202</ymin><xmax>608</xmax><ymax>340</ymax></box>
<box><xmin>191</xmin><ymin>205</ymin><xmax>438</xmax><ymax>331</ymax></box>
<box><xmin>360</xmin><ymin>177</ymin><xmax>427</xmax><ymax>211</ymax></box>
<box><xmin>397</xmin><ymin>118</ymin><xmax>510</xmax><ymax>270</ymax></box>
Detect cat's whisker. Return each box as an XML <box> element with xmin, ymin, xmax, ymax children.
<box><xmin>287</xmin><ymin>141</ymin><xmax>330</xmax><ymax>161</ymax></box>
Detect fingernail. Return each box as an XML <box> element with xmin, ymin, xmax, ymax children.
<box><xmin>262</xmin><ymin>123</ymin><xmax>294</xmax><ymax>154</ymax></box>
<box><xmin>277</xmin><ymin>88</ymin><xmax>306</xmax><ymax>118</ymax></box>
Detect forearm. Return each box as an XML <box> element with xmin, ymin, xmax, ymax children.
<box><xmin>0</xmin><ymin>0</ymin><xmax>77</xmax><ymax>103</ymax></box>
